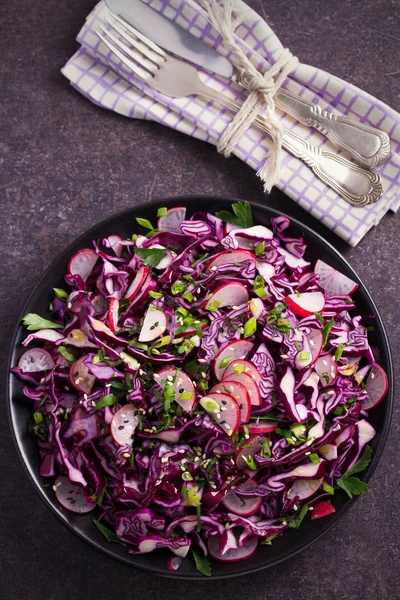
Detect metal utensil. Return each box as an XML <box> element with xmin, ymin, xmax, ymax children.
<box><xmin>97</xmin><ymin>14</ymin><xmax>383</xmax><ymax>207</ymax></box>
<box><xmin>106</xmin><ymin>0</ymin><xmax>391</xmax><ymax>169</ymax></box>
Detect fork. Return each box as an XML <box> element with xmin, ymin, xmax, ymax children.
<box><xmin>97</xmin><ymin>13</ymin><xmax>383</xmax><ymax>207</ymax></box>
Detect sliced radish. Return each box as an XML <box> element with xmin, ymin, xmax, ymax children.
<box><xmin>338</xmin><ymin>356</ymin><xmax>361</xmax><ymax>377</ymax></box>
<box><xmin>18</xmin><ymin>348</ymin><xmax>55</xmax><ymax>373</ymax></box>
<box><xmin>234</xmin><ymin>435</ymin><xmax>267</xmax><ymax>470</ymax></box>
<box><xmin>363</xmin><ymin>363</ymin><xmax>388</xmax><ymax>410</ymax></box>
<box><xmin>223</xmin><ymin>359</ymin><xmax>262</xmax><ymax>385</ymax></box>
<box><xmin>249</xmin><ymin>298</ymin><xmax>264</xmax><ymax>319</ymax></box>
<box><xmin>138</xmin><ymin>308</ymin><xmax>167</xmax><ymax>342</ymax></box>
<box><xmin>311</xmin><ymin>501</ymin><xmax>336</xmax><ymax>520</ymax></box>
<box><xmin>91</xmin><ymin>293</ymin><xmax>108</xmax><ymax>315</ymax></box>
<box><xmin>285</xmin><ymin>292</ymin><xmax>325</xmax><ymax>317</ymax></box>
<box><xmin>157</xmin><ymin>206</ymin><xmax>186</xmax><ymax>232</ymax></box>
<box><xmin>204</xmin><ymin>282</ymin><xmax>249</xmax><ymax>311</ymax></box>
<box><xmin>124</xmin><ymin>266</ymin><xmax>150</xmax><ymax>301</ymax></box>
<box><xmin>155</xmin><ymin>368</ymin><xmax>196</xmax><ymax>412</ymax></box>
<box><xmin>213</xmin><ymin>340</ymin><xmax>254</xmax><ymax>381</ymax></box>
<box><xmin>105</xmin><ymin>233</ymin><xmax>124</xmax><ymax>257</ymax></box>
<box><xmin>247</xmin><ymin>420</ymin><xmax>278</xmax><ymax>435</ymax></box>
<box><xmin>54</xmin><ymin>476</ymin><xmax>96</xmax><ymax>514</ymax></box>
<box><xmin>298</xmin><ymin>271</ymin><xmax>314</xmax><ymax>286</ymax></box>
<box><xmin>222</xmin><ymin>480</ymin><xmax>262</xmax><ymax>517</ymax></box>
<box><xmin>111</xmin><ymin>404</ymin><xmax>139</xmax><ymax>446</ymax></box>
<box><xmin>167</xmin><ymin>556</ymin><xmax>183</xmax><ymax>571</ymax></box>
<box><xmin>88</xmin><ymin>316</ymin><xmax>125</xmax><ymax>344</ymax></box>
<box><xmin>277</xmin><ymin>247</ymin><xmax>310</xmax><ymax>271</ymax></box>
<box><xmin>314</xmin><ymin>260</ymin><xmax>359</xmax><ymax>296</ymax></box>
<box><xmin>222</xmin><ymin>371</ymin><xmax>262</xmax><ymax>407</ymax></box>
<box><xmin>200</xmin><ymin>393</ymin><xmax>240</xmax><ymax>436</ymax></box>
<box><xmin>69</xmin><ymin>355</ymin><xmax>96</xmax><ymax>394</ymax></box>
<box><xmin>256</xmin><ymin>261</ymin><xmax>275</xmax><ymax>280</ymax></box>
<box><xmin>22</xmin><ymin>329</ymin><xmax>64</xmax><ymax>346</ymax></box>
<box><xmin>205</xmin><ymin>250</ymin><xmax>256</xmax><ymax>274</ymax></box>
<box><xmin>287</xmin><ymin>477</ymin><xmax>324</xmax><ymax>500</ymax></box>
<box><xmin>208</xmin><ymin>533</ymin><xmax>258</xmax><ymax>562</ymax></box>
<box><xmin>68</xmin><ymin>248</ymin><xmax>98</xmax><ymax>282</ymax></box>
<box><xmin>307</xmin><ymin>328</ymin><xmax>323</xmax><ymax>363</ymax></box>
<box><xmin>268</xmin><ymin>461</ymin><xmax>326</xmax><ymax>492</ymax></box>
<box><xmin>319</xmin><ymin>443</ymin><xmax>338</xmax><ymax>461</ymax></box>
<box><xmin>210</xmin><ymin>380</ymin><xmax>251</xmax><ymax>423</ymax></box>
<box><xmin>108</xmin><ymin>298</ymin><xmax>119</xmax><ymax>333</ymax></box>
<box><xmin>314</xmin><ymin>354</ymin><xmax>338</xmax><ymax>387</ymax></box>
<box><xmin>222</xmin><ymin>225</ymin><xmax>274</xmax><ymax>250</ymax></box>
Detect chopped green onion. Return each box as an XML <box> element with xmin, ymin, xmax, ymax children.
<box><xmin>219</xmin><ymin>356</ymin><xmax>233</xmax><ymax>369</ymax></box>
<box><xmin>335</xmin><ymin>344</ymin><xmax>345</xmax><ymax>361</ymax></box>
<box><xmin>171</xmin><ymin>280</ymin><xmax>188</xmax><ymax>295</ymax></box>
<box><xmin>206</xmin><ymin>299</ymin><xmax>221</xmax><ymax>312</ymax></box>
<box><xmin>299</xmin><ymin>351</ymin><xmax>311</xmax><ymax>361</ymax></box>
<box><xmin>148</xmin><ymin>291</ymin><xmax>163</xmax><ymax>299</ymax></box>
<box><xmin>255</xmin><ymin>241</ymin><xmax>265</xmax><ymax>256</ymax></box>
<box><xmin>233</xmin><ymin>363</ymin><xmax>245</xmax><ymax>376</ymax></box>
<box><xmin>157</xmin><ymin>207</ymin><xmax>167</xmax><ymax>217</ymax></box>
<box><xmin>95</xmin><ymin>394</ymin><xmax>119</xmax><ymax>409</ymax></box>
<box><xmin>180</xmin><ymin>391</ymin><xmax>194</xmax><ymax>401</ymax></box>
<box><xmin>309</xmin><ymin>453</ymin><xmax>320</xmax><ymax>464</ymax></box>
<box><xmin>322</xmin><ymin>482</ymin><xmax>335</xmax><ymax>495</ymax></box>
<box><xmin>33</xmin><ymin>411</ymin><xmax>43</xmax><ymax>425</ymax></box>
<box><xmin>242</xmin><ymin>455</ymin><xmax>257</xmax><ymax>470</ymax></box>
<box><xmin>244</xmin><ymin>316</ymin><xmax>257</xmax><ymax>338</ymax></box>
<box><xmin>152</xmin><ymin>335</ymin><xmax>170</xmax><ymax>349</ymax></box>
<box><xmin>135</xmin><ymin>217</ymin><xmax>153</xmax><ymax>230</ymax></box>
<box><xmin>184</xmin><ymin>292</ymin><xmax>194</xmax><ymax>303</ymax></box>
<box><xmin>53</xmin><ymin>288</ymin><xmax>68</xmax><ymax>300</ymax></box>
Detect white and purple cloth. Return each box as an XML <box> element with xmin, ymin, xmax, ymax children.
<box><xmin>62</xmin><ymin>0</ymin><xmax>400</xmax><ymax>246</ymax></box>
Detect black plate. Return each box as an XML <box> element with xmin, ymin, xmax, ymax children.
<box><xmin>7</xmin><ymin>196</ymin><xmax>393</xmax><ymax>580</ymax></box>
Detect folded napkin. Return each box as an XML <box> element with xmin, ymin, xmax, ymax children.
<box><xmin>62</xmin><ymin>0</ymin><xmax>400</xmax><ymax>246</ymax></box>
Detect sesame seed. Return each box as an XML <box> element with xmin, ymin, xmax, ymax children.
<box><xmin>221</xmin><ymin>407</ymin><xmax>227</xmax><ymax>411</ymax></box>
<box><xmin>228</xmin><ymin>346</ymin><xmax>234</xmax><ymax>351</ymax></box>
<box><xmin>210</xmin><ymin>266</ymin><xmax>217</xmax><ymax>271</ymax></box>
<box><xmin>308</xmin><ymin>507</ymin><xmax>314</xmax><ymax>511</ymax></box>
<box><xmin>198</xmin><ymin>359</ymin><xmax>206</xmax><ymax>363</ymax></box>
<box><xmin>153</xmin><ymin>373</ymin><xmax>160</xmax><ymax>379</ymax></box>
<box><xmin>305</xmin><ymin>451</ymin><xmax>311</xmax><ymax>455</ymax></box>
<box><xmin>232</xmin><ymin>306</ymin><xmax>238</xmax><ymax>310</ymax></box>
<box><xmin>240</xmin><ymin>355</ymin><xmax>246</xmax><ymax>359</ymax></box>
<box><xmin>282</xmin><ymin>521</ymin><xmax>287</xmax><ymax>526</ymax></box>
<box><xmin>194</xmin><ymin>457</ymin><xmax>200</xmax><ymax>462</ymax></box>
<box><xmin>139</xmin><ymin>369</ymin><xmax>145</xmax><ymax>376</ymax></box>
<box><xmin>40</xmin><ymin>378</ymin><xmax>45</xmax><ymax>384</ymax></box>
<box><xmin>67</xmin><ymin>302</ymin><xmax>72</xmax><ymax>309</ymax></box>
<box><xmin>167</xmin><ymin>375</ymin><xmax>173</xmax><ymax>382</ymax></box>
<box><xmin>179</xmin><ymin>449</ymin><xmax>186</xmax><ymax>454</ymax></box>
<box><xmin>123</xmin><ymin>452</ymin><xmax>131</xmax><ymax>458</ymax></box>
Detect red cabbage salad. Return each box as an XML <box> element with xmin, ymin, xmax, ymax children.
<box><xmin>13</xmin><ymin>202</ymin><xmax>388</xmax><ymax>575</ymax></box>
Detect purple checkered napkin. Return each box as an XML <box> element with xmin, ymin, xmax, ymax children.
<box><xmin>62</xmin><ymin>0</ymin><xmax>400</xmax><ymax>246</ymax></box>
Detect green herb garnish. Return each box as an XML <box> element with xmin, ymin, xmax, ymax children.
<box><xmin>58</xmin><ymin>345</ymin><xmax>75</xmax><ymax>362</ymax></box>
<box><xmin>92</xmin><ymin>520</ymin><xmax>126</xmax><ymax>545</ymax></box>
<box><xmin>22</xmin><ymin>313</ymin><xmax>61</xmax><ymax>331</ymax></box>
<box><xmin>336</xmin><ymin>445</ymin><xmax>372</xmax><ymax>499</ymax></box>
<box><xmin>53</xmin><ymin>288</ymin><xmax>68</xmax><ymax>300</ymax></box>
<box><xmin>95</xmin><ymin>394</ymin><xmax>119</xmax><ymax>409</ymax></box>
<box><xmin>244</xmin><ymin>316</ymin><xmax>257</xmax><ymax>338</ymax></box>
<box><xmin>215</xmin><ymin>201</ymin><xmax>253</xmax><ymax>228</ymax></box>
<box><xmin>135</xmin><ymin>247</ymin><xmax>167</xmax><ymax>267</ymax></box>
<box><xmin>135</xmin><ymin>217</ymin><xmax>154</xmax><ymax>230</ymax></box>
<box><xmin>191</xmin><ymin>549</ymin><xmax>211</xmax><ymax>577</ymax></box>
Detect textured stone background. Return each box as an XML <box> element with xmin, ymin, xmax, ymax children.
<box><xmin>1</xmin><ymin>0</ymin><xmax>399</xmax><ymax>598</ymax></box>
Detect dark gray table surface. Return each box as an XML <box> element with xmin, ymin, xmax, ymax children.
<box><xmin>1</xmin><ymin>1</ymin><xmax>399</xmax><ymax>598</ymax></box>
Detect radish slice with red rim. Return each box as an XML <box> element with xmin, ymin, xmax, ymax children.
<box><xmin>124</xmin><ymin>266</ymin><xmax>150</xmax><ymax>301</ymax></box>
<box><xmin>287</xmin><ymin>476</ymin><xmax>324</xmax><ymax>500</ymax></box>
<box><xmin>363</xmin><ymin>363</ymin><xmax>388</xmax><ymax>410</ymax></box>
<box><xmin>247</xmin><ymin>420</ymin><xmax>278</xmax><ymax>435</ymax></box>
<box><xmin>207</xmin><ymin>533</ymin><xmax>258</xmax><ymax>562</ymax></box>
<box><xmin>157</xmin><ymin>206</ymin><xmax>186</xmax><ymax>232</ymax></box>
<box><xmin>210</xmin><ymin>380</ymin><xmax>251</xmax><ymax>423</ymax></box>
<box><xmin>311</xmin><ymin>500</ymin><xmax>336</xmax><ymax>520</ymax></box>
<box><xmin>18</xmin><ymin>348</ymin><xmax>55</xmax><ymax>373</ymax></box>
<box><xmin>108</xmin><ymin>298</ymin><xmax>119</xmax><ymax>333</ymax></box>
<box><xmin>138</xmin><ymin>308</ymin><xmax>167</xmax><ymax>342</ymax></box>
<box><xmin>223</xmin><ymin>359</ymin><xmax>262</xmax><ymax>384</ymax></box>
<box><xmin>256</xmin><ymin>261</ymin><xmax>275</xmax><ymax>280</ymax></box>
<box><xmin>68</xmin><ymin>248</ymin><xmax>98</xmax><ymax>282</ymax></box>
<box><xmin>213</xmin><ymin>340</ymin><xmax>254</xmax><ymax>381</ymax></box>
<box><xmin>167</xmin><ymin>556</ymin><xmax>183</xmax><ymax>571</ymax></box>
<box><xmin>111</xmin><ymin>404</ymin><xmax>139</xmax><ymax>446</ymax></box>
<box><xmin>221</xmin><ymin>480</ymin><xmax>262</xmax><ymax>517</ymax></box>
<box><xmin>222</xmin><ymin>371</ymin><xmax>262</xmax><ymax>407</ymax></box>
<box><xmin>205</xmin><ymin>250</ymin><xmax>256</xmax><ymax>274</ymax></box>
<box><xmin>200</xmin><ymin>393</ymin><xmax>240</xmax><ymax>436</ymax></box>
<box><xmin>314</xmin><ymin>259</ymin><xmax>359</xmax><ymax>296</ymax></box>
<box><xmin>204</xmin><ymin>282</ymin><xmax>249</xmax><ymax>311</ymax></box>
<box><xmin>54</xmin><ymin>476</ymin><xmax>96</xmax><ymax>514</ymax></box>
<box><xmin>285</xmin><ymin>292</ymin><xmax>325</xmax><ymax>317</ymax></box>
<box><xmin>155</xmin><ymin>368</ymin><xmax>196</xmax><ymax>412</ymax></box>
<box><xmin>314</xmin><ymin>354</ymin><xmax>338</xmax><ymax>387</ymax></box>
<box><xmin>69</xmin><ymin>355</ymin><xmax>96</xmax><ymax>394</ymax></box>
<box><xmin>307</xmin><ymin>328</ymin><xmax>323</xmax><ymax>363</ymax></box>
<box><xmin>234</xmin><ymin>435</ymin><xmax>267</xmax><ymax>469</ymax></box>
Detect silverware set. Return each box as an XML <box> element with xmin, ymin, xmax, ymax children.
<box><xmin>97</xmin><ymin>12</ymin><xmax>391</xmax><ymax>207</ymax></box>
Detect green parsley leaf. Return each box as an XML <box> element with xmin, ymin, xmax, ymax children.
<box><xmin>135</xmin><ymin>217</ymin><xmax>154</xmax><ymax>230</ymax></box>
<box><xmin>53</xmin><ymin>288</ymin><xmax>68</xmax><ymax>300</ymax></box>
<box><xmin>337</xmin><ymin>477</ymin><xmax>369</xmax><ymax>498</ymax></box>
<box><xmin>163</xmin><ymin>384</ymin><xmax>175</xmax><ymax>412</ymax></box>
<box><xmin>92</xmin><ymin>520</ymin><xmax>126</xmax><ymax>545</ymax></box>
<box><xmin>135</xmin><ymin>247</ymin><xmax>167</xmax><ymax>267</ymax></box>
<box><xmin>206</xmin><ymin>299</ymin><xmax>221</xmax><ymax>312</ymax></box>
<box><xmin>255</xmin><ymin>241</ymin><xmax>265</xmax><ymax>256</ymax></box>
<box><xmin>57</xmin><ymin>345</ymin><xmax>76</xmax><ymax>362</ymax></box>
<box><xmin>22</xmin><ymin>313</ymin><xmax>61</xmax><ymax>331</ymax></box>
<box><xmin>157</xmin><ymin>207</ymin><xmax>167</xmax><ymax>217</ymax></box>
<box><xmin>215</xmin><ymin>201</ymin><xmax>253</xmax><ymax>228</ymax></box>
<box><xmin>345</xmin><ymin>445</ymin><xmax>372</xmax><ymax>477</ymax></box>
<box><xmin>244</xmin><ymin>316</ymin><xmax>257</xmax><ymax>338</ymax></box>
<box><xmin>171</xmin><ymin>280</ymin><xmax>187</xmax><ymax>295</ymax></box>
<box><xmin>95</xmin><ymin>394</ymin><xmax>119</xmax><ymax>409</ymax></box>
<box><xmin>288</xmin><ymin>505</ymin><xmax>309</xmax><ymax>529</ymax></box>
<box><xmin>191</xmin><ymin>549</ymin><xmax>211</xmax><ymax>577</ymax></box>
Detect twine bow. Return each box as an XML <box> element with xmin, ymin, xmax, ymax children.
<box><xmin>202</xmin><ymin>0</ymin><xmax>298</xmax><ymax>191</ymax></box>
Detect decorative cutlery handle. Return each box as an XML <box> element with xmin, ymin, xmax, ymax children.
<box><xmin>281</xmin><ymin>130</ymin><xmax>383</xmax><ymax>207</ymax></box>
<box><xmin>276</xmin><ymin>89</ymin><xmax>391</xmax><ymax>168</ymax></box>
<box><xmin>204</xmin><ymin>88</ymin><xmax>383</xmax><ymax>206</ymax></box>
